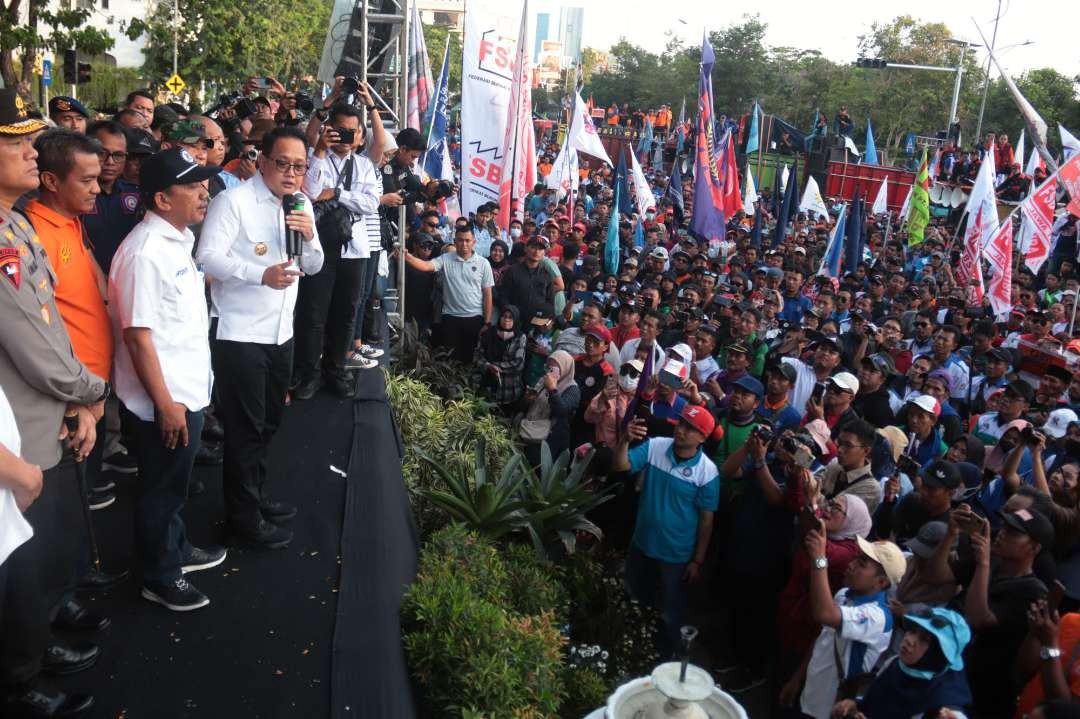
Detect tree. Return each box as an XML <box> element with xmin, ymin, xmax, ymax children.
<box><xmin>981</xmin><ymin>68</ymin><xmax>1080</xmax><ymax>156</ymax></box>
<box><xmin>125</xmin><ymin>0</ymin><xmax>329</xmax><ymax>102</ymax></box>
<box><xmin>420</xmin><ymin>23</ymin><xmax>462</xmax><ymax>98</ymax></box>
<box><xmin>0</xmin><ymin>0</ymin><xmax>113</xmax><ymax>102</ymax></box>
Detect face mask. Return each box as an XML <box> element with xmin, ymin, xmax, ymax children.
<box><xmin>510</xmin><ymin>228</ymin><xmax>522</xmax><ymax>238</ymax></box>
<box><xmin>618</xmin><ymin>375</ymin><xmax>639</xmax><ymax>392</ymax></box>
<box><xmin>646</xmin><ymin>212</ymin><xmax>656</xmax><ymax>222</ymax></box>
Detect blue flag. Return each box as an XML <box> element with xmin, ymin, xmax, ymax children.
<box><xmin>844</xmin><ymin>197</ymin><xmax>865</xmax><ymax>273</ymax></box>
<box><xmin>771</xmin><ymin>156</ymin><xmax>798</xmax><ymax>248</ymax></box>
<box><xmin>745</xmin><ymin>102</ymin><xmax>760</xmax><ymax>155</ymax></box>
<box><xmin>864</xmin><ymin>119</ymin><xmax>878</xmax><ymax>165</ymax></box>
<box><xmin>637</xmin><ymin>119</ymin><xmax>653</xmax><ymax>157</ymax></box>
<box><xmin>750</xmin><ymin>204</ymin><xmax>763</xmax><ymax>249</ymax></box>
<box><xmin>614</xmin><ymin>146</ymin><xmax>633</xmax><ymax>217</ymax></box>
<box><xmin>675</xmin><ymin>97</ymin><xmax>686</xmax><ymax>155</ymax></box>
<box><xmin>633</xmin><ymin>215</ymin><xmax>644</xmax><ymax>248</ymax></box>
<box><xmin>690</xmin><ymin>32</ymin><xmax>727</xmax><ymax>241</ymax></box>
<box><xmin>422</xmin><ymin>38</ymin><xmax>451</xmax><ymax>180</ymax></box>
<box><xmin>606</xmin><ymin>184</ymin><xmax>621</xmax><ymax>275</ymax></box>
<box><xmin>818</xmin><ymin>204</ymin><xmax>846</xmax><ymax>278</ymax></box>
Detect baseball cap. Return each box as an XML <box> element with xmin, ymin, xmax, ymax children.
<box><xmin>151</xmin><ymin>104</ymin><xmax>179</xmax><ymax>129</ymax></box>
<box><xmin>986</xmin><ymin>346</ymin><xmax>1012</xmax><ymax>364</ymax></box>
<box><xmin>649</xmin><ymin>246</ymin><xmax>669</xmax><ymax>260</ymax></box>
<box><xmin>1004</xmin><ymin>379</ymin><xmax>1034</xmax><ymax>403</ymax></box>
<box><xmin>765</xmin><ymin>267</ymin><xmax>784</xmax><ymax>280</ymax></box>
<box><xmin>1041</xmin><ymin>408</ymin><xmax>1080</xmax><ymax>439</ymax></box>
<box><xmin>164</xmin><ymin>119</ymin><xmax>206</xmax><ymax>144</ymax></box>
<box><xmin>920</xmin><ymin>459</ymin><xmax>962</xmax><ymax>490</ymax></box>
<box><xmin>1046</xmin><ymin>365</ymin><xmax>1073</xmax><ymax>384</ymax></box>
<box><xmin>906</xmin><ymin>394</ymin><xmax>941</xmax><ymax>418</ymax></box>
<box><xmin>585</xmin><ymin>324</ymin><xmax>612</xmax><ymax>344</ymax></box>
<box><xmin>1000</xmin><ymin>507</ymin><xmax>1055</xmax><ymax>549</ymax></box>
<box><xmin>730</xmin><ymin>375</ymin><xmax>765</xmax><ymax>399</ymax></box>
<box><xmin>573</xmin><ymin>221</ymin><xmax>587</xmax><ymax>232</ymax></box>
<box><xmin>907</xmin><ymin>521</ymin><xmax>951</xmax><ymax>559</ymax></box>
<box><xmin>679</xmin><ymin>404</ymin><xmax>721</xmax><ymax>440</ymax></box>
<box><xmin>926</xmin><ymin>368</ymin><xmax>953</xmax><ymax>393</ymax></box>
<box><xmin>827</xmin><ymin>371</ymin><xmax>860</xmax><ymax>395</ymax></box>
<box><xmin>124</xmin><ymin>127</ymin><xmax>157</xmax><ymax>156</ymax></box>
<box><xmin>668</xmin><ymin>343</ymin><xmax>693</xmax><ymax>364</ymax></box>
<box><xmin>139</xmin><ymin>147</ymin><xmax>222</xmax><ymax>195</ymax></box>
<box><xmin>530</xmin><ymin>305</ymin><xmax>555</xmax><ymax>325</ymax></box>
<box><xmin>855</xmin><ymin>537</ymin><xmax>907</xmax><ymax>586</ymax></box>
<box><xmin>766</xmin><ymin>361</ymin><xmax>798</xmax><ymax>383</ymax></box>
<box><xmin>48</xmin><ymin>95</ymin><xmax>89</xmax><ymax>118</ymax></box>
<box><xmin>861</xmin><ymin>353</ymin><xmax>896</xmax><ymax>376</ymax></box>
<box><xmin>527</xmin><ymin>235</ymin><xmax>550</xmax><ymax>249</ymax></box>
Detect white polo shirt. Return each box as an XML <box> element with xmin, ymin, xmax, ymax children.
<box><xmin>0</xmin><ymin>385</ymin><xmax>33</xmax><ymax>566</ymax></box>
<box><xmin>109</xmin><ymin>211</ymin><xmax>213</xmax><ymax>422</ymax></box>
<box><xmin>197</xmin><ymin>172</ymin><xmax>324</xmax><ymax>344</ymax></box>
<box><xmin>801</xmin><ymin>588</ymin><xmax>893</xmax><ymax>719</ymax></box>
<box><xmin>430</xmin><ymin>250</ymin><xmax>494</xmax><ymax>318</ymax></box>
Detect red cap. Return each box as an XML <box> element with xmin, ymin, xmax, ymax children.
<box><xmin>573</xmin><ymin>222</ymin><xmax>587</xmax><ymax>232</ymax></box>
<box><xmin>585</xmin><ymin>324</ymin><xmax>612</xmax><ymax>343</ymax></box>
<box><xmin>679</xmin><ymin>404</ymin><xmax>723</xmax><ymax>441</ymax></box>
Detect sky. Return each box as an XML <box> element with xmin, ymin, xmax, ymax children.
<box><xmin>533</xmin><ymin>0</ymin><xmax>1080</xmax><ymax>80</ymax></box>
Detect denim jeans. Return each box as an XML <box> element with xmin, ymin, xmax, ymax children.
<box><xmin>624</xmin><ymin>544</ymin><xmax>688</xmax><ymax>658</ymax></box>
<box><xmin>122</xmin><ymin>405</ymin><xmax>203</xmax><ymax>584</ymax></box>
<box><xmin>352</xmin><ymin>251</ymin><xmax>382</xmax><ymax>344</ymax></box>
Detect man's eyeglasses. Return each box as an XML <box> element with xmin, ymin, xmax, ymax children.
<box><xmin>97</xmin><ymin>150</ymin><xmax>128</xmax><ymax>164</ymax></box>
<box><xmin>836</xmin><ymin>440</ymin><xmax>866</xmax><ymax>450</ymax></box>
<box><xmin>266</xmin><ymin>156</ymin><xmax>309</xmax><ymax>175</ymax></box>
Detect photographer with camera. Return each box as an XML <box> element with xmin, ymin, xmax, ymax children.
<box><xmin>293</xmin><ymin>93</ymin><xmax>387</xmax><ymax>395</ymax></box>
<box><xmin>875</xmin><ymin>458</ymin><xmax>962</xmax><ymax>548</ymax></box>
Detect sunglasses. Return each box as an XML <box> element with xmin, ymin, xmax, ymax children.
<box><xmin>619</xmin><ymin>366</ymin><xmax>641</xmax><ymax>379</ymax></box>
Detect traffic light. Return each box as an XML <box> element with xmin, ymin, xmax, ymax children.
<box><xmin>855</xmin><ymin>58</ymin><xmax>889</xmax><ymax>69</ymax></box>
<box><xmin>63</xmin><ymin>49</ymin><xmax>76</xmax><ymax>84</ymax></box>
<box><xmin>77</xmin><ymin>62</ymin><xmax>91</xmax><ymax>84</ymax></box>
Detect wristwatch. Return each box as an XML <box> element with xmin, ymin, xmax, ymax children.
<box><xmin>1040</xmin><ymin>646</ymin><xmax>1062</xmax><ymax>661</ymax></box>
<box><xmin>813</xmin><ymin>556</ymin><xmax>828</xmax><ymax>570</ymax></box>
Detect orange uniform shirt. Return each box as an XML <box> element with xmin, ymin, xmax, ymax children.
<box><xmin>1016</xmin><ymin>613</ymin><xmax>1080</xmax><ymax>715</ymax></box>
<box><xmin>25</xmin><ymin>200</ymin><xmax>113</xmax><ymax>381</ymax></box>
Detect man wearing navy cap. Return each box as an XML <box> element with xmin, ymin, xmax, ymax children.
<box><xmin>47</xmin><ymin>96</ymin><xmax>88</xmax><ymax>133</ymax></box>
<box><xmin>109</xmin><ymin>148</ymin><xmax>226</xmax><ymax>612</ymax></box>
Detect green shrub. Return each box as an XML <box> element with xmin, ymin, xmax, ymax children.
<box><xmin>559</xmin><ymin>666</ymin><xmax>610</xmax><ymax>718</ymax></box>
<box><xmin>403</xmin><ymin>525</ymin><xmax>565</xmax><ymax>718</ymax></box>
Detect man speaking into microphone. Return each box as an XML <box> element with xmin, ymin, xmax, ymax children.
<box><xmin>197</xmin><ymin>126</ymin><xmax>323</xmax><ymax>550</ymax></box>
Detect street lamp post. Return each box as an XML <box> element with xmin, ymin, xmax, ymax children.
<box><xmin>973</xmin><ymin>0</ymin><xmax>1002</xmax><ymax>142</ymax></box>
<box><xmin>172</xmin><ymin>0</ymin><xmax>179</xmax><ymax>78</ymax></box>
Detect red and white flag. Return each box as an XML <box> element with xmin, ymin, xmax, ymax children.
<box><xmin>984</xmin><ymin>218</ymin><xmax>1013</xmax><ymax>318</ymax></box>
<box><xmin>496</xmin><ymin>1</ymin><xmax>536</xmax><ymax>229</ymax></box>
<box><xmin>956</xmin><ymin>147</ymin><xmax>997</xmax><ymax>303</ymax></box>
<box><xmin>1019</xmin><ymin>176</ymin><xmax>1057</xmax><ymax>275</ymax></box>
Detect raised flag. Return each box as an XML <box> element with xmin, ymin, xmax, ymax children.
<box><xmin>614</xmin><ymin>146</ymin><xmax>632</xmax><ymax>217</ymax></box>
<box><xmin>495</xmin><ymin>0</ymin><xmax>536</xmax><ymax>229</ymax></box>
<box><xmin>957</xmin><ymin>148</ymin><xmax>997</xmax><ymax>302</ymax></box>
<box><xmin>606</xmin><ymin>184</ymin><xmax>621</xmax><ymax>274</ymax></box>
<box><xmin>633</xmin><ymin>215</ymin><xmax>645</xmax><ymax>249</ymax></box>
<box><xmin>818</xmin><ymin>204</ymin><xmax>847</xmax><ymax>278</ymax></box>
<box><xmin>1062</xmin><ymin>124</ymin><xmax>1080</xmax><ymax>162</ymax></box>
<box><xmin>718</xmin><ymin>130</ymin><xmax>743</xmax><ymax>219</ymax></box>
<box><xmin>844</xmin><ymin>197</ymin><xmax>864</xmax><ymax>274</ymax></box>
<box><xmin>675</xmin><ymin>97</ymin><xmax>687</xmax><ymax>155</ymax></box>
<box><xmin>665</xmin><ymin>160</ymin><xmax>685</xmax><ymax>223</ymax></box>
<box><xmin>1058</xmin><ymin>152</ymin><xmax>1080</xmax><ymax>217</ymax></box>
<box><xmin>546</xmin><ymin>141</ymin><xmax>579</xmax><ymax>195</ymax></box>
<box><xmin>629</xmin><ymin>145</ymin><xmax>655</xmax><ymax>218</ymax></box>
<box><xmin>907</xmin><ymin>147</ymin><xmax>931</xmax><ymax>246</ymax></box>
<box><xmin>771</xmin><ymin>156</ymin><xmax>798</xmax><ymax>248</ymax></box>
<box><xmin>745</xmin><ymin>102</ymin><xmax>760</xmax><ymax>155</ymax></box>
<box><xmin>1014</xmin><ymin>129</ymin><xmax>1025</xmax><ymax>172</ymax></box>
<box><xmin>799</xmin><ymin>175</ymin><xmax>829</xmax><ymax>220</ymax></box>
<box><xmin>771</xmin><ymin>162</ymin><xmax>783</xmax><ymax>215</ymax></box>
<box><xmin>871</xmin><ymin>177</ymin><xmax>888</xmax><ymax>216</ymax></box>
<box><xmin>406</xmin><ymin>3</ymin><xmax>435</xmax><ymax>131</ymax></box>
<box><xmin>928</xmin><ymin>146</ymin><xmax>941</xmax><ymax>181</ymax></box>
<box><xmin>864</xmin><ymin>119</ymin><xmax>878</xmax><ymax>165</ymax></box>
<box><xmin>743</xmin><ymin>167</ymin><xmax>758</xmax><ymax>216</ymax></box>
<box><xmin>749</xmin><ymin>205</ymin><xmax>763</xmax><ymax>249</ymax></box>
<box><xmin>899</xmin><ymin>184</ymin><xmax>913</xmax><ymax>222</ymax></box>
<box><xmin>690</xmin><ymin>32</ymin><xmax>727</xmax><ymax>241</ymax></box>
<box><xmin>985</xmin><ymin>219</ymin><xmax>1013</xmax><ymax>318</ymax></box>
<box><xmin>422</xmin><ymin>36</ymin><xmax>452</xmax><ymax>181</ymax></box>
<box><xmin>461</xmin><ymin>0</ymin><xmax>525</xmax><ymax>215</ymax></box>
<box><xmin>781</xmin><ymin>164</ymin><xmax>789</xmax><ymax>194</ymax></box>
<box><xmin>637</xmin><ymin>119</ymin><xmax>653</xmax><ymax>159</ymax></box>
<box><xmin>1025</xmin><ymin>145</ymin><xmax>1044</xmax><ymax>176</ymax></box>
<box><xmin>1020</xmin><ymin>175</ymin><xmax>1057</xmax><ymax>275</ymax></box>
<box><xmin>568</xmin><ymin>90</ymin><xmax>612</xmax><ymax>165</ymax></box>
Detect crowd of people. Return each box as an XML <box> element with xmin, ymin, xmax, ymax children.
<box><xmin>2</xmin><ymin>69</ymin><xmax>1080</xmax><ymax>719</ymax></box>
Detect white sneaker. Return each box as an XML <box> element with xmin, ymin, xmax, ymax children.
<box><xmin>356</xmin><ymin>344</ymin><xmax>384</xmax><ymax>359</ymax></box>
<box><xmin>344</xmin><ymin>351</ymin><xmax>379</xmax><ymax>370</ymax></box>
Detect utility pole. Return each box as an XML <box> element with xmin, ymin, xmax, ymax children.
<box><xmin>948</xmin><ymin>41</ymin><xmax>967</xmax><ymax>129</ymax></box>
<box><xmin>973</xmin><ymin>0</ymin><xmax>1002</xmax><ymax>142</ymax></box>
<box><xmin>172</xmin><ymin>0</ymin><xmax>179</xmax><ymax>77</ymax></box>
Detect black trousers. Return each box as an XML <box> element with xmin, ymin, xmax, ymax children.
<box><xmin>211</xmin><ymin>337</ymin><xmax>293</xmax><ymax>532</ymax></box>
<box><xmin>436</xmin><ymin>314</ymin><xmax>484</xmax><ymax>364</ymax></box>
<box><xmin>293</xmin><ymin>236</ymin><xmax>364</xmax><ymax>383</ymax></box>
<box><xmin>121</xmin><ymin>405</ymin><xmax>203</xmax><ymax>584</ymax></box>
<box><xmin>0</xmin><ymin>463</ymin><xmax>78</xmax><ymax>688</ymax></box>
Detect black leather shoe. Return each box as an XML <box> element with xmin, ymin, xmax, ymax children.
<box><xmin>40</xmin><ymin>642</ymin><xmax>99</xmax><ymax>676</ymax></box>
<box><xmin>194</xmin><ymin>441</ymin><xmax>223</xmax><ymax>466</ymax></box>
<box><xmin>227</xmin><ymin>519</ymin><xmax>293</xmax><ymax>550</ymax></box>
<box><xmin>4</xmin><ymin>686</ymin><xmax>93</xmax><ymax>718</ymax></box>
<box><xmin>328</xmin><ymin>373</ymin><xmax>355</xmax><ymax>399</ymax></box>
<box><xmin>292</xmin><ymin>376</ymin><xmax>321</xmax><ymax>401</ymax></box>
<box><xmin>259</xmin><ymin>499</ymin><xmax>297</xmax><ymax>522</ymax></box>
<box><xmin>76</xmin><ymin>568</ymin><xmax>129</xmax><ymax>594</ymax></box>
<box><xmin>52</xmin><ymin>599</ymin><xmax>111</xmax><ymax>634</ymax></box>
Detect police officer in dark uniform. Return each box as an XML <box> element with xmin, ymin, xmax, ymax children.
<box><xmin>84</xmin><ymin>119</ymin><xmax>141</xmax><ymax>273</ymax></box>
<box><xmin>0</xmin><ymin>89</ymin><xmax>109</xmax><ymax>718</ymax></box>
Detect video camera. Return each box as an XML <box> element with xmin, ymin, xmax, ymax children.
<box><xmin>207</xmin><ymin>92</ymin><xmax>257</xmax><ymax>122</ymax></box>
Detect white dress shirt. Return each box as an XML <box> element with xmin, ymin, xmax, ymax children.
<box><xmin>302</xmin><ymin>148</ymin><xmax>382</xmax><ymax>259</ymax></box>
<box><xmin>109</xmin><ymin>211</ymin><xmax>213</xmax><ymax>422</ymax></box>
<box><xmin>0</xmin><ymin>384</ymin><xmax>33</xmax><ymax>566</ymax></box>
<box><xmin>197</xmin><ymin>172</ymin><xmax>324</xmax><ymax>345</ymax></box>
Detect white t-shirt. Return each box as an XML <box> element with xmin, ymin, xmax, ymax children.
<box><xmin>801</xmin><ymin>588</ymin><xmax>893</xmax><ymax>719</ymax></box>
<box><xmin>0</xmin><ymin>385</ymin><xmax>33</xmax><ymax>566</ymax></box>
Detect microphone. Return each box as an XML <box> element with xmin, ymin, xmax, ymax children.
<box><xmin>282</xmin><ymin>193</ymin><xmax>305</xmax><ymax>259</ymax></box>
